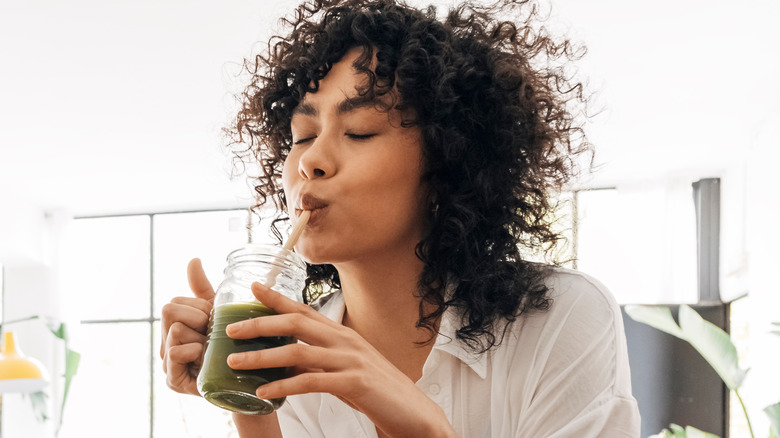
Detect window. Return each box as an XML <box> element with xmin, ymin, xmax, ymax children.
<box><xmin>574</xmin><ymin>182</ymin><xmax>699</xmax><ymax>304</ymax></box>
<box><xmin>58</xmin><ymin>209</ymin><xmax>275</xmax><ymax>437</ymax></box>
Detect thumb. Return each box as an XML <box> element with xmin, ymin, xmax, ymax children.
<box><xmin>187</xmin><ymin>258</ymin><xmax>216</xmax><ymax>301</ymax></box>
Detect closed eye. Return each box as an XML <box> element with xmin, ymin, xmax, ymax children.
<box><xmin>294</xmin><ymin>137</ymin><xmax>315</xmax><ymax>145</ymax></box>
<box><xmin>347</xmin><ymin>133</ymin><xmax>376</xmax><ymax>141</ymax></box>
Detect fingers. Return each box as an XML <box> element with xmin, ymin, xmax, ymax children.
<box><xmin>166</xmin><ymin>321</ymin><xmax>208</xmax><ymax>352</ymax></box>
<box><xmin>249</xmin><ymin>282</ymin><xmax>330</xmax><ymax>324</ymax></box>
<box><xmin>162</xmin><ymin>322</ymin><xmax>207</xmax><ymax>395</ymax></box>
<box><xmin>227</xmin><ymin>283</ymin><xmax>347</xmax><ymax>349</ymax></box>
<box><xmin>171</xmin><ymin>295</ymin><xmax>212</xmax><ymax>315</ymax></box>
<box><xmin>226</xmin><ymin>342</ymin><xmax>361</xmax><ymax>401</ymax></box>
<box><xmin>160</xmin><ymin>298</ymin><xmax>211</xmax><ymax>359</ymax></box>
<box><xmin>187</xmin><ymin>258</ymin><xmax>216</xmax><ymax>301</ymax></box>
<box><xmin>255</xmin><ymin>371</ymin><xmax>361</xmax><ymax>401</ymax></box>
<box><xmin>162</xmin><ymin>321</ymin><xmax>207</xmax><ymax>372</ymax></box>
<box><xmin>164</xmin><ymin>343</ymin><xmax>203</xmax><ymax>395</ymax></box>
<box><xmin>250</xmin><ymin>281</ymin><xmax>301</xmax><ymax>313</ymax></box>
<box><xmin>160</xmin><ymin>258</ymin><xmax>214</xmax><ymax>359</ymax></box>
<box><xmin>158</xmin><ymin>258</ymin><xmax>215</xmax><ymax>397</ymax></box>
<box><xmin>227</xmin><ymin>342</ymin><xmax>348</xmax><ymax>372</ymax></box>
<box><xmin>227</xmin><ymin>314</ymin><xmax>338</xmax><ymax>349</ymax></box>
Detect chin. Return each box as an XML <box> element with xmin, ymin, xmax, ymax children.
<box><xmin>293</xmin><ymin>242</ymin><xmax>333</xmax><ymax>266</ymax></box>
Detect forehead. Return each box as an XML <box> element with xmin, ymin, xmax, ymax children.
<box><xmin>293</xmin><ymin>92</ymin><xmax>379</xmax><ymax>117</ymax></box>
<box><xmin>290</xmin><ymin>47</ymin><xmax>412</xmax><ymax>125</ymax></box>
<box><xmin>296</xmin><ymin>49</ymin><xmax>370</xmax><ymax>103</ymax></box>
<box><xmin>295</xmin><ymin>47</ymin><xmax>399</xmax><ymax>107</ymax></box>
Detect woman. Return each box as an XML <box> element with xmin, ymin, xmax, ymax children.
<box><xmin>161</xmin><ymin>0</ymin><xmax>640</xmax><ymax>436</ymax></box>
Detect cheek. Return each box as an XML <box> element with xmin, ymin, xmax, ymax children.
<box><xmin>281</xmin><ymin>156</ymin><xmax>298</xmax><ymax>206</ymax></box>
<box><xmin>281</xmin><ymin>154</ymin><xmax>296</xmax><ymax>186</ymax></box>
<box><xmin>377</xmin><ymin>163</ymin><xmax>427</xmax><ymax>216</ymax></box>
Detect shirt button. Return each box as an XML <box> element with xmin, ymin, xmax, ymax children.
<box><xmin>428</xmin><ymin>383</ymin><xmax>441</xmax><ymax>395</ymax></box>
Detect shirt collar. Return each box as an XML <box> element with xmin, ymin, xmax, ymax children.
<box><xmin>432</xmin><ymin>304</ymin><xmax>488</xmax><ymax>379</ymax></box>
<box><xmin>314</xmin><ymin>290</ymin><xmax>488</xmax><ymax>380</ymax></box>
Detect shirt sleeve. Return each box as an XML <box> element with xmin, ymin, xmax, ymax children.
<box><xmin>277</xmin><ymin>402</ymin><xmax>313</xmax><ymax>438</ymax></box>
<box><xmin>510</xmin><ymin>271</ymin><xmax>640</xmax><ymax>438</ymax></box>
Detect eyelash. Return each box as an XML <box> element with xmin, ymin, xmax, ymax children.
<box><xmin>347</xmin><ymin>133</ymin><xmax>376</xmax><ymax>141</ymax></box>
<box><xmin>294</xmin><ymin>137</ymin><xmax>314</xmax><ymax>145</ymax></box>
<box><xmin>293</xmin><ymin>133</ymin><xmax>376</xmax><ymax>144</ymax></box>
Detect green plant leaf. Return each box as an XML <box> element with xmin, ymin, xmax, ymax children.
<box><xmin>765</xmin><ymin>401</ymin><xmax>780</xmax><ymax>437</ymax></box>
<box><xmin>669</xmin><ymin>424</ymin><xmax>688</xmax><ymax>438</ymax></box>
<box><xmin>678</xmin><ymin>305</ymin><xmax>748</xmax><ymax>390</ymax></box>
<box><xmin>647</xmin><ymin>427</ymin><xmax>677</xmax><ymax>438</ymax></box>
<box><xmin>57</xmin><ymin>348</ymin><xmax>81</xmax><ymax>434</ymax></box>
<box><xmin>650</xmin><ymin>424</ymin><xmax>721</xmax><ymax>438</ymax></box>
<box><xmin>683</xmin><ymin>425</ymin><xmax>720</xmax><ymax>438</ymax></box>
<box><xmin>41</xmin><ymin>316</ymin><xmax>67</xmax><ymax>341</ymax></box>
<box><xmin>26</xmin><ymin>391</ymin><xmax>50</xmax><ymax>422</ymax></box>
<box><xmin>624</xmin><ymin>305</ymin><xmax>686</xmax><ymax>340</ymax></box>
<box><xmin>625</xmin><ymin>305</ymin><xmax>748</xmax><ymax>390</ymax></box>
<box><xmin>771</xmin><ymin>322</ymin><xmax>780</xmax><ymax>337</ymax></box>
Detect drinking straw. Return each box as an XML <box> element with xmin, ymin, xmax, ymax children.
<box><xmin>284</xmin><ymin>209</ymin><xmax>311</xmax><ymax>251</ymax></box>
<box><xmin>264</xmin><ymin>209</ymin><xmax>311</xmax><ymax>289</ymax></box>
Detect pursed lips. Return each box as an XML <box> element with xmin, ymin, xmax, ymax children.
<box><xmin>295</xmin><ymin>193</ymin><xmax>329</xmax><ymax>223</ymax></box>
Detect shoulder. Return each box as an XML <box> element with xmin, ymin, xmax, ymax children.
<box><xmin>505</xmin><ymin>267</ymin><xmax>640</xmax><ymax>435</ymax></box>
<box><xmin>502</xmin><ymin>266</ymin><xmax>633</xmax><ymax>397</ymax></box>
<box><xmin>542</xmin><ymin>266</ymin><xmax>622</xmax><ymax>326</ymax></box>
<box><xmin>492</xmin><ymin>266</ymin><xmax>632</xmax><ymax>389</ymax></box>
<box><xmin>518</xmin><ymin>266</ymin><xmax>626</xmax><ymax>356</ymax></box>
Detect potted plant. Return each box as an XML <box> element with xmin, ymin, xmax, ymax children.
<box><xmin>624</xmin><ymin>304</ymin><xmax>780</xmax><ymax>438</ymax></box>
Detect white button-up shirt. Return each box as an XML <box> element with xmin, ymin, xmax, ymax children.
<box><xmin>277</xmin><ymin>268</ymin><xmax>640</xmax><ymax>437</ymax></box>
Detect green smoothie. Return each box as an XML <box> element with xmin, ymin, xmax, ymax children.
<box><xmin>197</xmin><ymin>302</ymin><xmax>295</xmax><ymax>415</ymax></box>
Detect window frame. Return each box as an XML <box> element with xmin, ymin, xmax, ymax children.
<box><xmin>71</xmin><ymin>207</ymin><xmax>251</xmax><ymax>437</ymax></box>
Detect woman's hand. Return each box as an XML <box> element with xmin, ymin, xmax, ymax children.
<box><xmin>160</xmin><ymin>258</ymin><xmax>214</xmax><ymax>396</ymax></box>
<box><xmin>225</xmin><ymin>282</ymin><xmax>458</xmax><ymax>438</ymax></box>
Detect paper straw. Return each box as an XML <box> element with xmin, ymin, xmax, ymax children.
<box><xmin>264</xmin><ymin>210</ymin><xmax>311</xmax><ymax>289</ymax></box>
<box><xmin>284</xmin><ymin>209</ymin><xmax>311</xmax><ymax>251</ymax></box>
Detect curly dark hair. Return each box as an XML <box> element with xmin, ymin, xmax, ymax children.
<box><xmin>228</xmin><ymin>0</ymin><xmax>591</xmax><ymax>353</ymax></box>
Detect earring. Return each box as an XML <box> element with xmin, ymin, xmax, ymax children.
<box><xmin>430</xmin><ymin>197</ymin><xmax>439</xmax><ymax>216</ymax></box>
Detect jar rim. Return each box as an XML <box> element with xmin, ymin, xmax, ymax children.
<box><xmin>226</xmin><ymin>244</ymin><xmax>307</xmax><ymax>271</ymax></box>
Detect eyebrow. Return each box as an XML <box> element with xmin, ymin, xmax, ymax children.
<box><xmin>292</xmin><ymin>94</ymin><xmax>377</xmax><ymax>117</ymax></box>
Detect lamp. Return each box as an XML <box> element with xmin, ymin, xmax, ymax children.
<box><xmin>0</xmin><ymin>331</ymin><xmax>48</xmax><ymax>393</ymax></box>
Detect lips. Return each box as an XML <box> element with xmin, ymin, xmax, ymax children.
<box><xmin>295</xmin><ymin>193</ymin><xmax>329</xmax><ymax>225</ymax></box>
<box><xmin>299</xmin><ymin>193</ymin><xmax>328</xmax><ymax>211</ymax></box>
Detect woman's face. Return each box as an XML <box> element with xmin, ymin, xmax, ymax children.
<box><xmin>282</xmin><ymin>48</ymin><xmax>428</xmax><ymax>267</ymax></box>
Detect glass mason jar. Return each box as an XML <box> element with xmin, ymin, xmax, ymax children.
<box><xmin>197</xmin><ymin>244</ymin><xmax>307</xmax><ymax>415</ymax></box>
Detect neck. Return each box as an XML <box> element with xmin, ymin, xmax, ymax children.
<box><xmin>334</xmin><ymin>248</ymin><xmax>437</xmax><ymax>381</ymax></box>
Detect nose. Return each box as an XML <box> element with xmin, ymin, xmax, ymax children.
<box><xmin>297</xmin><ymin>135</ymin><xmax>335</xmax><ymax>180</ymax></box>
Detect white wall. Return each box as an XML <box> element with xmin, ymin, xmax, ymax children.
<box><xmin>0</xmin><ymin>199</ymin><xmax>47</xmax><ymax>267</ymax></box>
<box><xmin>738</xmin><ymin>109</ymin><xmax>780</xmax><ymax>435</ymax></box>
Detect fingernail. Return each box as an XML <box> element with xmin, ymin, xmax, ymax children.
<box><xmin>227</xmin><ymin>353</ymin><xmax>240</xmax><ymax>367</ymax></box>
<box><xmin>226</xmin><ymin>322</ymin><xmax>241</xmax><ymax>336</ymax></box>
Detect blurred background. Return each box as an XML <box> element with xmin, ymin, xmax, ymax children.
<box><xmin>1</xmin><ymin>0</ymin><xmax>778</xmax><ymax>436</ymax></box>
